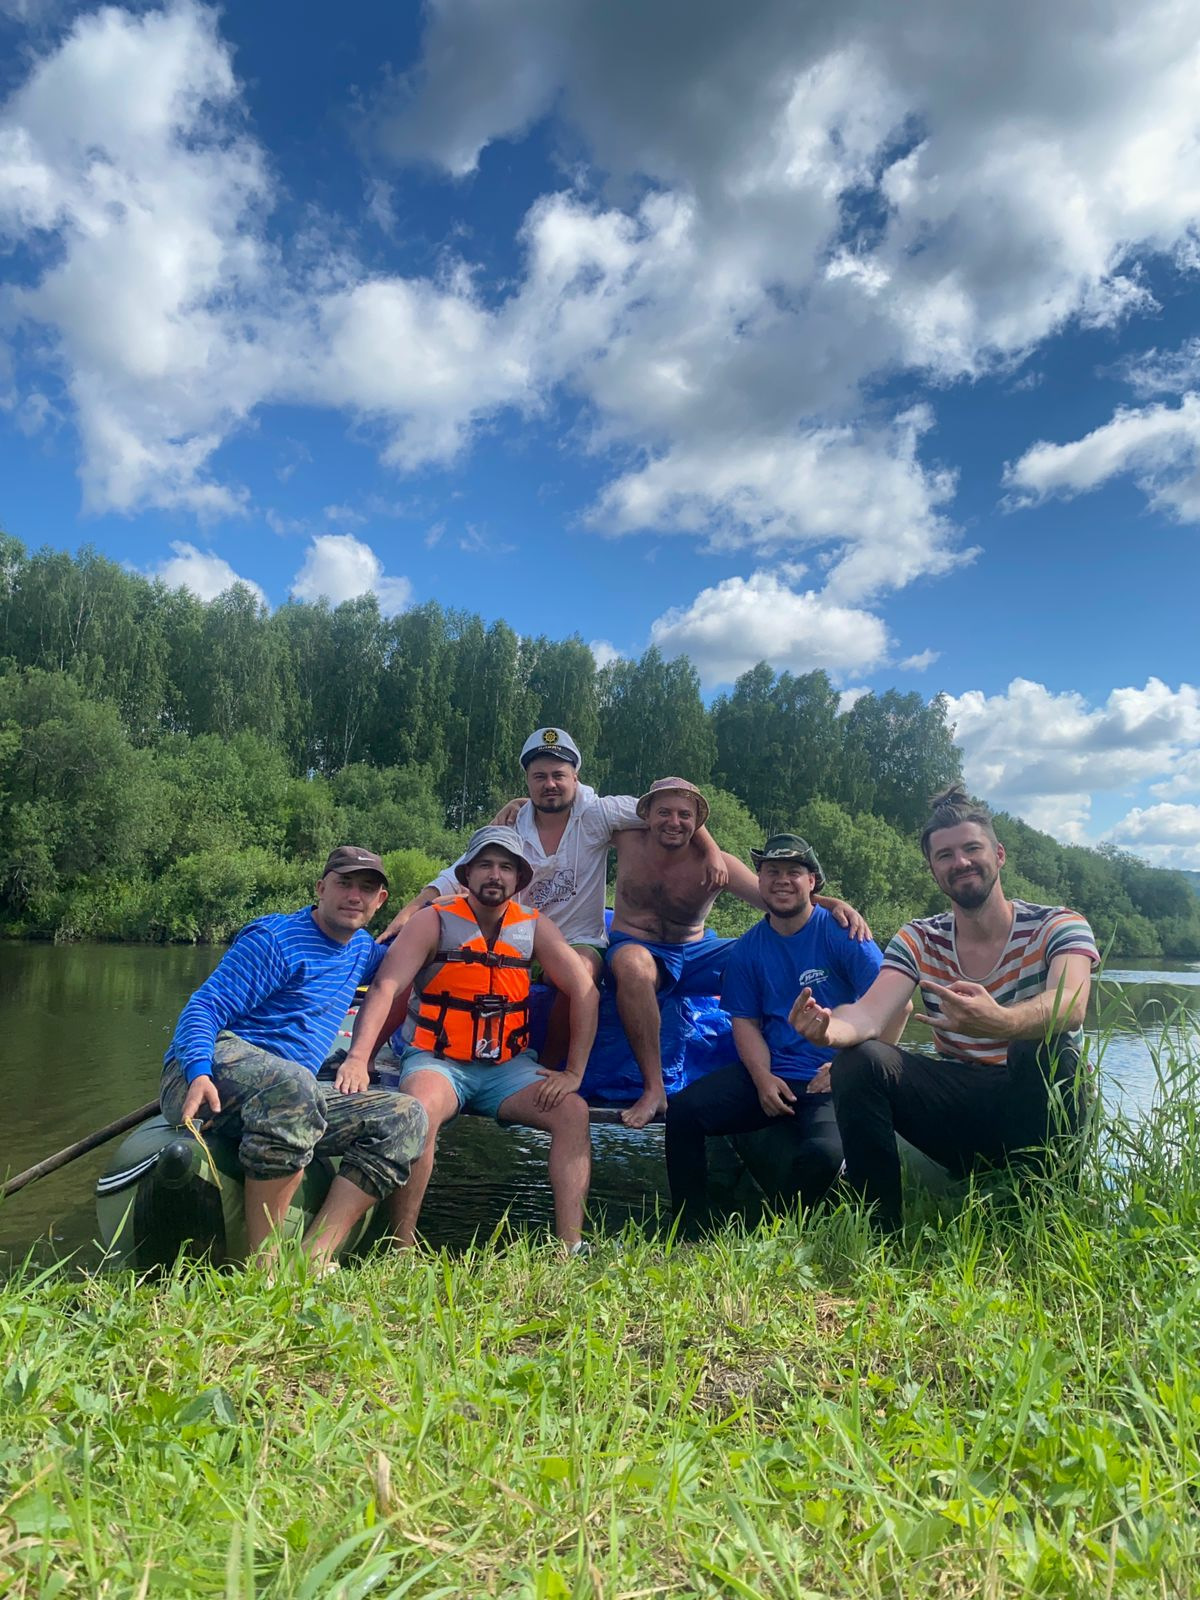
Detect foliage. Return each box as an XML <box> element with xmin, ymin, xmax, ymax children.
<box><xmin>1</xmin><ymin>539</ymin><xmax>1198</xmax><ymax>953</ymax></box>
<box><xmin>4</xmin><ymin>1026</ymin><xmax>1200</xmax><ymax>1595</ymax></box>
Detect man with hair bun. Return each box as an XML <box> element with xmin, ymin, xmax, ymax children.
<box><xmin>789</xmin><ymin>785</ymin><xmax>1100</xmax><ymax>1231</ymax></box>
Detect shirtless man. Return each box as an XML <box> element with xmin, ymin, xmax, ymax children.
<box><xmin>378</xmin><ymin>729</ymin><xmax>727</xmax><ymax>1065</ymax></box>
<box><xmin>606</xmin><ymin>778</ymin><xmax>868</xmax><ymax>1128</ymax></box>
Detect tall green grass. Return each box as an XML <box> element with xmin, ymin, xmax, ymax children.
<box><xmin>3</xmin><ymin>1020</ymin><xmax>1200</xmax><ymax>1597</ymax></box>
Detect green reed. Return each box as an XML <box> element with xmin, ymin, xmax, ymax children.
<box><xmin>3</xmin><ymin>1015</ymin><xmax>1200</xmax><ymax>1597</ymax></box>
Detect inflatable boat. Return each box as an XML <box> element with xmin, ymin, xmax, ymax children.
<box><xmin>95</xmin><ymin>981</ymin><xmax>739</xmax><ymax>1269</ymax></box>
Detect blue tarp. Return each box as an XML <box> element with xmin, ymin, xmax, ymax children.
<box><xmin>528</xmin><ymin>981</ymin><xmax>737</xmax><ymax>1104</ymax></box>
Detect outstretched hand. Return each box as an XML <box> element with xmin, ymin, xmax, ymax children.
<box><xmin>788</xmin><ymin>986</ymin><xmax>833</xmax><ymax>1044</ymax></box>
<box><xmin>912</xmin><ymin>979</ymin><xmax>1006</xmax><ymax>1038</ymax></box>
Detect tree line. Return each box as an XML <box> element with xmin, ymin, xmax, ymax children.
<box><xmin>1</xmin><ymin>533</ymin><xmax>1198</xmax><ymax>957</ymax></box>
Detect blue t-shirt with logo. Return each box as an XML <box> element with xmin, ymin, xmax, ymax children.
<box><xmin>720</xmin><ymin>906</ymin><xmax>884</xmax><ymax>1082</ymax></box>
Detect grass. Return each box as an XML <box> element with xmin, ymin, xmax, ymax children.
<box><xmin>3</xmin><ymin>1021</ymin><xmax>1200</xmax><ymax>1598</ymax></box>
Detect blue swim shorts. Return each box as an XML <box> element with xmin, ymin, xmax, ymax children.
<box><xmin>605</xmin><ymin>928</ymin><xmax>735</xmax><ymax>997</ymax></box>
<box><xmin>395</xmin><ymin>1045</ymin><xmax>545</xmax><ymax>1121</ymax></box>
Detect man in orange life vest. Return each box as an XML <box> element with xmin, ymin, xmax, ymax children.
<box><xmin>336</xmin><ymin>825</ymin><xmax>599</xmax><ymax>1249</ymax></box>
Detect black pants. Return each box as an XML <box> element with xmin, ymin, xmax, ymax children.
<box><xmin>665</xmin><ymin>1062</ymin><xmax>844</xmax><ymax>1227</ymax></box>
<box><xmin>830</xmin><ymin>1036</ymin><xmax>1086</xmax><ymax>1231</ymax></box>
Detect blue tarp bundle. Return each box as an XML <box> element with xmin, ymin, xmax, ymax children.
<box><xmin>527</xmin><ymin>981</ymin><xmax>737</xmax><ymax>1105</ymax></box>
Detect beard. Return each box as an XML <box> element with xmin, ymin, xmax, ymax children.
<box><xmin>533</xmin><ymin>795</ymin><xmax>571</xmax><ymax>813</ymax></box>
<box><xmin>945</xmin><ymin>865</ymin><xmax>998</xmax><ymax>909</ymax></box>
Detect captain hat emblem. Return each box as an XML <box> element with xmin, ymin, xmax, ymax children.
<box><xmin>543</xmin><ymin>728</ymin><xmax>560</xmax><ymax>744</ymax></box>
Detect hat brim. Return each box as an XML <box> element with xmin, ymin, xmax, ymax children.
<box><xmin>635</xmin><ymin>788</ymin><xmax>710</xmax><ymax>829</ymax></box>
<box><xmin>455</xmin><ymin>854</ymin><xmax>534</xmax><ymax>893</ymax></box>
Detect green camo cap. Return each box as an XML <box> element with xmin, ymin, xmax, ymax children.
<box><xmin>750</xmin><ymin>833</ymin><xmax>823</xmax><ymax>886</ymax></box>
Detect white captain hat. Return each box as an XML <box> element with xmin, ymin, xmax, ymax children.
<box><xmin>519</xmin><ymin>727</ymin><xmax>582</xmax><ymax>769</ymax></box>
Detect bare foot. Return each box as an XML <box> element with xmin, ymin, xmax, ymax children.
<box><xmin>620</xmin><ymin>1090</ymin><xmax>668</xmax><ymax>1129</ymax></box>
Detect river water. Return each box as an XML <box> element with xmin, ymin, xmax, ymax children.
<box><xmin>2</xmin><ymin>944</ymin><xmax>1198</xmax><ymax>1268</ymax></box>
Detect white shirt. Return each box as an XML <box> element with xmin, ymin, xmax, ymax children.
<box><xmin>434</xmin><ymin>784</ymin><xmax>642</xmax><ymax>945</ymax></box>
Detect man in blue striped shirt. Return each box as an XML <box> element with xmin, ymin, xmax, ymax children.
<box><xmin>160</xmin><ymin>847</ymin><xmax>428</xmax><ymax>1270</ymax></box>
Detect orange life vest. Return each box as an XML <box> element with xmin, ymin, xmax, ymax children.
<box><xmin>401</xmin><ymin>895</ymin><xmax>538</xmax><ymax>1063</ymax></box>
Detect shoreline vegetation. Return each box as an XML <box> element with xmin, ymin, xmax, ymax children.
<box><xmin>3</xmin><ymin>537</ymin><xmax>1200</xmax><ymax>958</ymax></box>
<box><xmin>1</xmin><ymin>1012</ymin><xmax>1198</xmax><ymax>1595</ymax></box>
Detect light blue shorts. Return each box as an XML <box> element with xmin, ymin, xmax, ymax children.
<box><xmin>396</xmin><ymin>1046</ymin><xmax>544</xmax><ymax>1121</ymax></box>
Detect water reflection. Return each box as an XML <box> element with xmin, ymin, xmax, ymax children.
<box><xmin>1</xmin><ymin>945</ymin><xmax>1198</xmax><ymax>1267</ymax></box>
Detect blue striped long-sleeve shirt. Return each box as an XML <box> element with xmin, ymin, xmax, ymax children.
<box><xmin>165</xmin><ymin>907</ymin><xmax>388</xmax><ymax>1083</ymax></box>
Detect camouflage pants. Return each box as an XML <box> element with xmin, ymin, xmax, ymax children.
<box><xmin>160</xmin><ymin>1033</ymin><xmax>428</xmax><ymax>1201</ymax></box>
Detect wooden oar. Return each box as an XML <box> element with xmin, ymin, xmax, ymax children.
<box><xmin>0</xmin><ymin>1099</ymin><xmax>161</xmax><ymax>1200</ymax></box>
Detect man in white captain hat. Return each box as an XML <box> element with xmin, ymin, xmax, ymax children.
<box><xmin>377</xmin><ymin>727</ymin><xmax>730</xmax><ymax>1064</ymax></box>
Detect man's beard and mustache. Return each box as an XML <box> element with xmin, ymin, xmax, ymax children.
<box><xmin>533</xmin><ymin>795</ymin><xmax>571</xmax><ymax>813</ymax></box>
<box><xmin>945</xmin><ymin>863</ymin><xmax>999</xmax><ymax>909</ymax></box>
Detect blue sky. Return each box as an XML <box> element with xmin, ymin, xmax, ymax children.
<box><xmin>2</xmin><ymin>0</ymin><xmax>1200</xmax><ymax>865</ymax></box>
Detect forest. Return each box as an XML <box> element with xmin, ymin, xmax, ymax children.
<box><xmin>2</xmin><ymin>533</ymin><xmax>1198</xmax><ymax>955</ymax></box>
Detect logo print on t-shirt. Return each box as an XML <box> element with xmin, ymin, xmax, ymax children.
<box><xmin>796</xmin><ymin>968</ymin><xmax>828</xmax><ymax>989</ymax></box>
<box><xmin>527</xmin><ymin>867</ymin><xmax>577</xmax><ymax>909</ymax></box>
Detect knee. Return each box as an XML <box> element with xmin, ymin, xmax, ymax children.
<box><xmin>550</xmin><ymin>1092</ymin><xmax>590</xmax><ymax>1134</ymax></box>
<box><xmin>609</xmin><ymin>946</ymin><xmax>658</xmax><ymax>990</ymax></box>
<box><xmin>384</xmin><ymin>1092</ymin><xmax>430</xmax><ymax>1157</ymax></box>
<box><xmin>830</xmin><ymin>1040</ymin><xmax>894</xmax><ymax>1106</ymax></box>
<box><xmin>664</xmin><ymin>1086</ymin><xmax>702</xmax><ymax>1131</ymax></box>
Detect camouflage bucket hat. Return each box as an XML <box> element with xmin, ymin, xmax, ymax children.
<box><xmin>750</xmin><ymin>832</ymin><xmax>824</xmax><ymax>888</ymax></box>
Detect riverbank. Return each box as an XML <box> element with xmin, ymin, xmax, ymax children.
<box><xmin>3</xmin><ymin>1046</ymin><xmax>1200</xmax><ymax>1597</ymax></box>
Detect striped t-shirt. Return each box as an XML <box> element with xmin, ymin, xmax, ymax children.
<box><xmin>882</xmin><ymin>899</ymin><xmax>1100</xmax><ymax>1066</ymax></box>
<box><xmin>166</xmin><ymin>907</ymin><xmax>387</xmax><ymax>1083</ymax></box>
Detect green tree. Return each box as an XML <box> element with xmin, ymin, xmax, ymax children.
<box><xmin>522</xmin><ymin>635</ymin><xmax>601</xmax><ymax>761</ymax></box>
<box><xmin>712</xmin><ymin>664</ymin><xmax>842</xmax><ymax>831</ymax></box>
<box><xmin>0</xmin><ymin>667</ymin><xmax>164</xmax><ymax>916</ymax></box>
<box><xmin>368</xmin><ymin>602</ymin><xmax>454</xmax><ymax>779</ymax></box>
<box><xmin>791</xmin><ymin>798</ymin><xmax>934</xmax><ymax>944</ymax></box>
<box><xmin>838</xmin><ymin>690</ymin><xmax>961</xmax><ymax>833</ymax></box>
<box><xmin>177</xmin><ymin>585</ymin><xmax>292</xmax><ymax>744</ymax></box>
<box><xmin>595</xmin><ymin>648</ymin><xmax>715</xmax><ymax>795</ymax></box>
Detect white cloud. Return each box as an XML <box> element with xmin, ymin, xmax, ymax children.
<box><xmin>1121</xmin><ymin>337</ymin><xmax>1200</xmax><ymax>398</ymax></box>
<box><xmin>1005</xmin><ymin>395</ymin><xmax>1200</xmax><ymax>522</ymax></box>
<box><xmin>5</xmin><ymin>0</ymin><xmax>1200</xmax><ymax>600</ymax></box>
<box><xmin>648</xmin><ymin>569</ymin><xmax>890</xmax><ymax>689</ymax></box>
<box><xmin>588</xmin><ymin>639</ymin><xmax>622</xmax><ymax>670</ymax></box>
<box><xmin>944</xmin><ymin>677</ymin><xmax>1200</xmax><ymax>841</ymax></box>
<box><xmin>899</xmin><ymin>648</ymin><xmax>941</xmax><ymax>673</ymax></box>
<box><xmin>1150</xmin><ymin>750</ymin><xmax>1200</xmax><ymax>801</ymax></box>
<box><xmin>838</xmin><ymin>686</ymin><xmax>871</xmax><ymax>714</ymax></box>
<box><xmin>1105</xmin><ymin>803</ymin><xmax>1200</xmax><ymax>870</ymax></box>
<box><xmin>0</xmin><ymin>1</ymin><xmax>280</xmax><ymax>514</ymax></box>
<box><xmin>289</xmin><ymin>533</ymin><xmax>411</xmax><ymax>613</ymax></box>
<box><xmin>590</xmin><ymin>408</ymin><xmax>967</xmax><ymax>603</ymax></box>
<box><xmin>151</xmin><ymin>540</ymin><xmax>265</xmax><ymax>604</ymax></box>
<box><xmin>368</xmin><ymin>0</ymin><xmax>1200</xmax><ymax>590</ymax></box>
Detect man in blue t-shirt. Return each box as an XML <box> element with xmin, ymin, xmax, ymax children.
<box><xmin>664</xmin><ymin>833</ymin><xmax>907</xmax><ymax>1232</ymax></box>
<box><xmin>160</xmin><ymin>846</ymin><xmax>428</xmax><ymax>1272</ymax></box>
